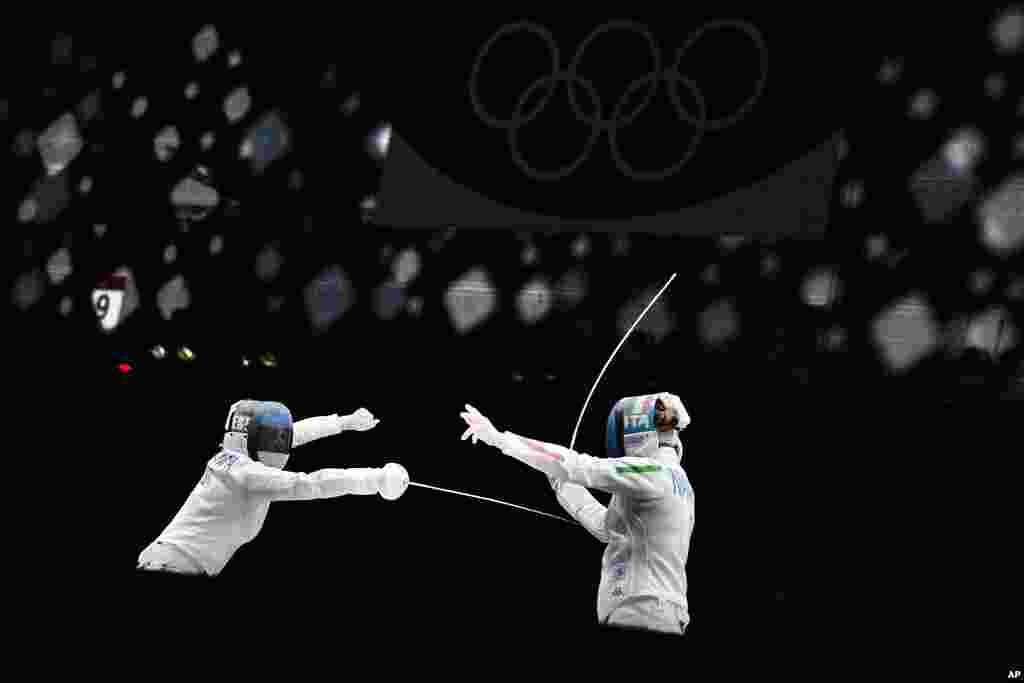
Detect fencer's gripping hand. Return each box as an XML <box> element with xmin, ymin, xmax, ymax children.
<box><xmin>340</xmin><ymin>408</ymin><xmax>380</xmax><ymax>432</ymax></box>
<box><xmin>377</xmin><ymin>463</ymin><xmax>409</xmax><ymax>501</ymax></box>
<box><xmin>659</xmin><ymin>392</ymin><xmax>691</xmax><ymax>431</ymax></box>
<box><xmin>459</xmin><ymin>404</ymin><xmax>507</xmax><ymax>449</ymax></box>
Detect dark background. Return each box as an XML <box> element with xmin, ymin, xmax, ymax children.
<box><xmin>8</xmin><ymin>8</ymin><xmax>1021</xmax><ymax>672</ymax></box>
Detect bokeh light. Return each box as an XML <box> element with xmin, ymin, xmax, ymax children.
<box><xmin>555</xmin><ymin>269</ymin><xmax>588</xmax><ymax>309</ymax></box>
<box><xmin>19</xmin><ymin>198</ymin><xmax>38</xmax><ymax>223</ymax></box>
<box><xmin>872</xmin><ymin>294</ymin><xmax>939</xmax><ymax>372</ymax></box>
<box><xmin>157</xmin><ymin>275</ymin><xmax>191</xmax><ymax>321</ymax></box>
<box><xmin>719</xmin><ymin>235</ymin><xmax>747</xmax><ymax>251</ymax></box>
<box><xmin>984</xmin><ymin>73</ymin><xmax>1007</xmax><ymax>99</ymax></box>
<box><xmin>131</xmin><ymin>97</ymin><xmax>148</xmax><ymax>118</ymax></box>
<box><xmin>911</xmin><ymin>150</ymin><xmax>978</xmax><ymax>224</ymax></box>
<box><xmin>968</xmin><ymin>269</ymin><xmax>996</xmax><ymax>295</ymax></box>
<box><xmin>571</xmin><ymin>234</ymin><xmax>591</xmax><ymax>259</ymax></box>
<box><xmin>341</xmin><ymin>91</ymin><xmax>360</xmax><ymax>116</ymax></box>
<box><xmin>225</xmin><ymin>87</ymin><xmax>251</xmax><ymax>123</ymax></box>
<box><xmin>878</xmin><ymin>59</ymin><xmax>903</xmax><ymax>84</ymax></box>
<box><xmin>820</xmin><ymin>326</ymin><xmax>847</xmax><ymax>351</ymax></box>
<box><xmin>802</xmin><ymin>268</ymin><xmax>841</xmax><ymax>307</ymax></box>
<box><xmin>304</xmin><ymin>266</ymin><xmax>356</xmax><ymax>334</ymax></box>
<box><xmin>367</xmin><ymin>123</ymin><xmax>392</xmax><ymax>161</ymax></box>
<box><xmin>47</xmin><ymin>248</ymin><xmax>72</xmax><ymax>285</ymax></box>
<box><xmin>361</xmin><ymin>196</ymin><xmax>378</xmax><ymax>223</ymax></box>
<box><xmin>943</xmin><ymin>128</ymin><xmax>985</xmax><ymax>175</ymax></box>
<box><xmin>193</xmin><ymin>25</ymin><xmax>220</xmax><ymax>63</ymax></box>
<box><xmin>76</xmin><ymin>90</ymin><xmax>100</xmax><ymax>123</ymax></box>
<box><xmin>866</xmin><ymin>234</ymin><xmax>889</xmax><ymax>261</ymax></box>
<box><xmin>171</xmin><ymin>173</ymin><xmax>220</xmax><ymax>221</ymax></box>
<box><xmin>967</xmin><ymin>307</ymin><xmax>1017</xmax><ymax>357</ymax></box>
<box><xmin>372</xmin><ymin>281</ymin><xmax>406</xmax><ymax>320</ymax></box>
<box><xmin>698</xmin><ymin>298</ymin><xmax>740</xmax><ymax>347</ymax></box>
<box><xmin>38</xmin><ymin>113</ymin><xmax>82</xmax><ymax>176</ymax></box>
<box><xmin>836</xmin><ymin>136</ymin><xmax>849</xmax><ymax>161</ymax></box>
<box><xmin>1006</xmin><ymin>277</ymin><xmax>1024</xmax><ymax>301</ymax></box>
<box><xmin>992</xmin><ymin>6</ymin><xmax>1024</xmax><ymax>54</ymax></box>
<box><xmin>445</xmin><ymin>268</ymin><xmax>498</xmax><ymax>334</ymax></box>
<box><xmin>13</xmin><ymin>269</ymin><xmax>46</xmax><ymax>311</ymax></box>
<box><xmin>392</xmin><ymin>248</ymin><xmax>422</xmax><ymax>286</ymax></box>
<box><xmin>255</xmin><ymin>244</ymin><xmax>284</xmax><ymax>282</ymax></box>
<box><xmin>978</xmin><ymin>175</ymin><xmax>1024</xmax><ymax>255</ymax></box>
<box><xmin>618</xmin><ymin>283</ymin><xmax>677</xmax><ymax>343</ymax></box>
<box><xmin>700</xmin><ymin>263</ymin><xmax>720</xmax><ymax>286</ymax></box>
<box><xmin>155</xmin><ymin>126</ymin><xmax>181</xmax><ymax>162</ymax></box>
<box><xmin>517</xmin><ymin>278</ymin><xmax>553</xmax><ymax>325</ymax></box>
<box><xmin>522</xmin><ymin>243</ymin><xmax>539</xmax><ymax>266</ymax></box>
<box><xmin>841</xmin><ymin>181</ymin><xmax>865</xmax><ymax>208</ymax></box>
<box><xmin>909</xmin><ymin>90</ymin><xmax>938</xmax><ymax>119</ymax></box>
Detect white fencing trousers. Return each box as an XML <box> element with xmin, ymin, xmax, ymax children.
<box><xmin>603</xmin><ymin>597</ymin><xmax>688</xmax><ymax>635</ymax></box>
<box><xmin>137</xmin><ymin>541</ymin><xmax>207</xmax><ymax>575</ymax></box>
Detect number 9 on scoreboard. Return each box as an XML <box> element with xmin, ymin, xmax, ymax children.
<box><xmin>92</xmin><ymin>273</ymin><xmax>127</xmax><ymax>332</ymax></box>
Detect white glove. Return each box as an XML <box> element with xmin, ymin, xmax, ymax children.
<box><xmin>377</xmin><ymin>463</ymin><xmax>409</xmax><ymax>501</ymax></box>
<box><xmin>459</xmin><ymin>404</ymin><xmax>506</xmax><ymax>449</ymax></box>
<box><xmin>340</xmin><ymin>408</ymin><xmax>380</xmax><ymax>432</ymax></box>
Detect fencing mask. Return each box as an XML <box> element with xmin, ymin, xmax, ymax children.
<box><xmin>606</xmin><ymin>393</ymin><xmax>691</xmax><ymax>460</ymax></box>
<box><xmin>222</xmin><ymin>400</ymin><xmax>294</xmax><ymax>469</ymax></box>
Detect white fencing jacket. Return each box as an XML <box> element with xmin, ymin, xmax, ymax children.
<box><xmin>499</xmin><ymin>432</ymin><xmax>695</xmax><ymax>624</ymax></box>
<box><xmin>140</xmin><ymin>415</ymin><xmax>380</xmax><ymax>576</ymax></box>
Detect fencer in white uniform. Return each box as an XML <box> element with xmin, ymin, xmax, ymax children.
<box><xmin>460</xmin><ymin>392</ymin><xmax>695</xmax><ymax>635</ymax></box>
<box><xmin>137</xmin><ymin>400</ymin><xmax>410</xmax><ymax>577</ymax></box>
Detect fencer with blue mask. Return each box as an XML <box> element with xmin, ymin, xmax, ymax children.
<box><xmin>137</xmin><ymin>401</ymin><xmax>410</xmax><ymax>577</ymax></box>
<box><xmin>460</xmin><ymin>392</ymin><xmax>694</xmax><ymax>635</ymax></box>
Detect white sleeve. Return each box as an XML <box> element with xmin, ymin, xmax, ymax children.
<box><xmin>236</xmin><ymin>462</ymin><xmax>380</xmax><ymax>501</ymax></box>
<box><xmin>551</xmin><ymin>478</ymin><xmax>610</xmax><ymax>543</ymax></box>
<box><xmin>292</xmin><ymin>415</ymin><xmax>344</xmax><ymax>448</ymax></box>
<box><xmin>500</xmin><ymin>432</ymin><xmax>674</xmax><ymax>499</ymax></box>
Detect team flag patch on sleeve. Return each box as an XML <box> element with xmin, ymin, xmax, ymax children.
<box><xmin>615</xmin><ymin>464</ymin><xmax>662</xmax><ymax>474</ymax></box>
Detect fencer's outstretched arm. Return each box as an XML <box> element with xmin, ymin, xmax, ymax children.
<box><xmin>292</xmin><ymin>408</ymin><xmax>380</xmax><ymax>448</ymax></box>
<box><xmin>292</xmin><ymin>415</ymin><xmax>344</xmax><ymax>449</ymax></box>
<box><xmin>460</xmin><ymin>405</ymin><xmax>673</xmax><ymax>499</ymax></box>
<box><xmin>550</xmin><ymin>478</ymin><xmax>610</xmax><ymax>543</ymax></box>
<box><xmin>235</xmin><ymin>461</ymin><xmax>385</xmax><ymax>501</ymax></box>
<box><xmin>500</xmin><ymin>433</ymin><xmax>674</xmax><ymax>500</ymax></box>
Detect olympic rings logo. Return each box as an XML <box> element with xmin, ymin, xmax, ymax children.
<box><xmin>468</xmin><ymin>20</ymin><xmax>767</xmax><ymax>182</ymax></box>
